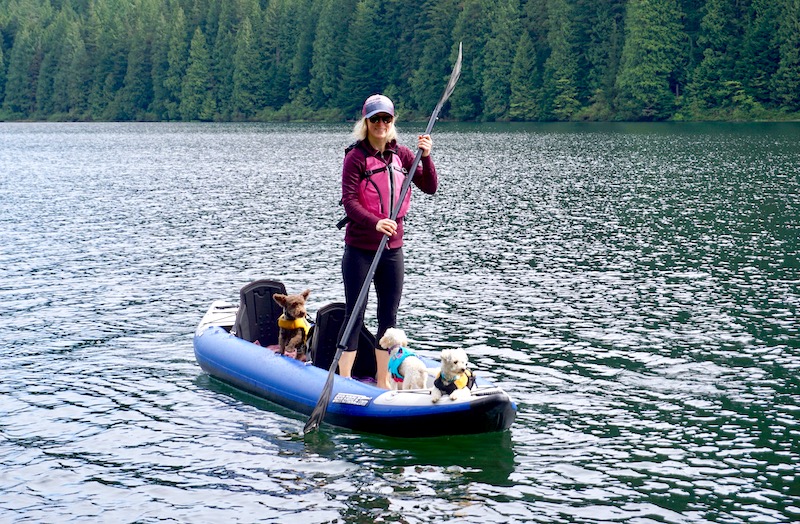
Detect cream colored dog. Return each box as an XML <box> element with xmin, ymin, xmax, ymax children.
<box><xmin>431</xmin><ymin>348</ymin><xmax>475</xmax><ymax>402</ymax></box>
<box><xmin>379</xmin><ymin>328</ymin><xmax>428</xmax><ymax>391</ymax></box>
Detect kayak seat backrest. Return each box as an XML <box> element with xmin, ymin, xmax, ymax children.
<box><xmin>309</xmin><ymin>302</ymin><xmax>377</xmax><ymax>379</ymax></box>
<box><xmin>233</xmin><ymin>279</ymin><xmax>286</xmax><ymax>346</ymax></box>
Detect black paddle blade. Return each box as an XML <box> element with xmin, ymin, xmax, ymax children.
<box><xmin>304</xmin><ymin>346</ymin><xmax>343</xmax><ymax>434</ymax></box>
<box><xmin>425</xmin><ymin>42</ymin><xmax>462</xmax><ymax>135</ymax></box>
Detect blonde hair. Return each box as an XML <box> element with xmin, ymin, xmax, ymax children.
<box><xmin>351</xmin><ymin>115</ymin><xmax>398</xmax><ymax>143</ymax></box>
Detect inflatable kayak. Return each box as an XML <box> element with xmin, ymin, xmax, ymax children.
<box><xmin>193</xmin><ymin>279</ymin><xmax>516</xmax><ymax>438</ymax></box>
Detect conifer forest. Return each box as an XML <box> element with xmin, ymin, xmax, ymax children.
<box><xmin>1</xmin><ymin>0</ymin><xmax>799</xmax><ymax>122</ymax></box>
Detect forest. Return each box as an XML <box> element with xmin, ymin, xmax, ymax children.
<box><xmin>1</xmin><ymin>0</ymin><xmax>799</xmax><ymax>122</ymax></box>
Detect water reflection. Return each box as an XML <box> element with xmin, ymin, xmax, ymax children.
<box><xmin>200</xmin><ymin>375</ymin><xmax>516</xmax><ymax>486</ymax></box>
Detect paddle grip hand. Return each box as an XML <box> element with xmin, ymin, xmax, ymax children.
<box><xmin>376</xmin><ymin>218</ymin><xmax>397</xmax><ymax>236</ymax></box>
<box><xmin>418</xmin><ymin>134</ymin><xmax>432</xmax><ymax>157</ymax></box>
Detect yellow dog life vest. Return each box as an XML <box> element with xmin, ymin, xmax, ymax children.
<box><xmin>277</xmin><ymin>315</ymin><xmax>311</xmax><ymax>342</ymax></box>
<box><xmin>434</xmin><ymin>369</ymin><xmax>475</xmax><ymax>394</ymax></box>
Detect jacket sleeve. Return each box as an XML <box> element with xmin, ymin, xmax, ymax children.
<box><xmin>401</xmin><ymin>146</ymin><xmax>438</xmax><ymax>195</ymax></box>
<box><xmin>342</xmin><ymin>149</ymin><xmax>380</xmax><ymax>227</ymax></box>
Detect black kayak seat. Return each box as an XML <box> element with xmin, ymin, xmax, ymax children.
<box><xmin>233</xmin><ymin>279</ymin><xmax>286</xmax><ymax>346</ymax></box>
<box><xmin>309</xmin><ymin>302</ymin><xmax>377</xmax><ymax>380</ymax></box>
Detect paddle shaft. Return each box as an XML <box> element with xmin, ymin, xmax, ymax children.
<box><xmin>304</xmin><ymin>43</ymin><xmax>463</xmax><ymax>434</ymax></box>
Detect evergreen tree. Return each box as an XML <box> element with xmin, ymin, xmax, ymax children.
<box><xmin>150</xmin><ymin>13</ymin><xmax>171</xmax><ymax>119</ymax></box>
<box><xmin>615</xmin><ymin>0</ymin><xmax>687</xmax><ymax>120</ymax></box>
<box><xmin>408</xmin><ymin>0</ymin><xmax>460</xmax><ymax>116</ymax></box>
<box><xmin>231</xmin><ymin>16</ymin><xmax>260</xmax><ymax>118</ymax></box>
<box><xmin>450</xmin><ymin>0</ymin><xmax>496</xmax><ymax>120</ymax></box>
<box><xmin>261</xmin><ymin>0</ymin><xmax>296</xmax><ymax>110</ymax></box>
<box><xmin>308</xmin><ymin>0</ymin><xmax>357</xmax><ymax>109</ymax></box>
<box><xmin>541</xmin><ymin>0</ymin><xmax>580</xmax><ymax>120</ymax></box>
<box><xmin>63</xmin><ymin>25</ymin><xmax>89</xmax><ymax>118</ymax></box>
<box><xmin>180</xmin><ymin>27</ymin><xmax>215</xmax><ymax>120</ymax></box>
<box><xmin>35</xmin><ymin>16</ymin><xmax>62</xmax><ymax>116</ymax></box>
<box><xmin>290</xmin><ymin>0</ymin><xmax>319</xmax><ymax>95</ymax></box>
<box><xmin>687</xmin><ymin>0</ymin><xmax>748</xmax><ymax>114</ymax></box>
<box><xmin>771</xmin><ymin>0</ymin><xmax>800</xmax><ymax>111</ymax></box>
<box><xmin>163</xmin><ymin>6</ymin><xmax>188</xmax><ymax>120</ymax></box>
<box><xmin>740</xmin><ymin>0</ymin><xmax>781</xmax><ymax>105</ymax></box>
<box><xmin>3</xmin><ymin>25</ymin><xmax>39</xmax><ymax>116</ymax></box>
<box><xmin>575</xmin><ymin>0</ymin><xmax>625</xmax><ymax>119</ymax></box>
<box><xmin>211</xmin><ymin>27</ymin><xmax>235</xmax><ymax>118</ymax></box>
<box><xmin>86</xmin><ymin>2</ymin><xmax>128</xmax><ymax>120</ymax></box>
<box><xmin>337</xmin><ymin>0</ymin><xmax>392</xmax><ymax>116</ymax></box>
<box><xmin>381</xmin><ymin>0</ymin><xmax>423</xmax><ymax>112</ymax></box>
<box><xmin>482</xmin><ymin>0</ymin><xmax>520</xmax><ymax>120</ymax></box>
<box><xmin>51</xmin><ymin>15</ymin><xmax>88</xmax><ymax>117</ymax></box>
<box><xmin>119</xmin><ymin>17</ymin><xmax>155</xmax><ymax>120</ymax></box>
<box><xmin>509</xmin><ymin>31</ymin><xmax>540</xmax><ymax>120</ymax></box>
<box><xmin>0</xmin><ymin>40</ymin><xmax>6</xmax><ymax>105</ymax></box>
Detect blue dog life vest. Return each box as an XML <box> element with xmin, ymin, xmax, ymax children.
<box><xmin>388</xmin><ymin>346</ymin><xmax>416</xmax><ymax>383</ymax></box>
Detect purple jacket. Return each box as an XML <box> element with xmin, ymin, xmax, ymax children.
<box><xmin>342</xmin><ymin>139</ymin><xmax>437</xmax><ymax>250</ymax></box>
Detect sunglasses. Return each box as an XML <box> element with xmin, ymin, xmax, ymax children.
<box><xmin>368</xmin><ymin>115</ymin><xmax>394</xmax><ymax>124</ymax></box>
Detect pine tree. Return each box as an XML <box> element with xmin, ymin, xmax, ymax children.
<box><xmin>337</xmin><ymin>0</ymin><xmax>392</xmax><ymax>116</ymax></box>
<box><xmin>261</xmin><ymin>0</ymin><xmax>297</xmax><ymax>110</ymax></box>
<box><xmin>3</xmin><ymin>25</ymin><xmax>39</xmax><ymax>116</ymax></box>
<box><xmin>51</xmin><ymin>15</ymin><xmax>87</xmax><ymax>117</ymax></box>
<box><xmin>163</xmin><ymin>6</ymin><xmax>188</xmax><ymax>120</ymax></box>
<box><xmin>740</xmin><ymin>0</ymin><xmax>781</xmax><ymax>105</ymax></box>
<box><xmin>771</xmin><ymin>0</ymin><xmax>800</xmax><ymax>111</ymax></box>
<box><xmin>64</xmin><ymin>26</ymin><xmax>89</xmax><ymax>118</ymax></box>
<box><xmin>0</xmin><ymin>41</ymin><xmax>6</xmax><ymax>106</ymax></box>
<box><xmin>290</xmin><ymin>0</ymin><xmax>320</xmax><ymax>95</ymax></box>
<box><xmin>575</xmin><ymin>0</ymin><xmax>625</xmax><ymax>118</ymax></box>
<box><xmin>308</xmin><ymin>0</ymin><xmax>357</xmax><ymax>109</ymax></box>
<box><xmin>180</xmin><ymin>27</ymin><xmax>215</xmax><ymax>120</ymax></box>
<box><xmin>509</xmin><ymin>31</ymin><xmax>540</xmax><ymax>120</ymax></box>
<box><xmin>541</xmin><ymin>0</ymin><xmax>580</xmax><ymax>120</ymax></box>
<box><xmin>212</xmin><ymin>27</ymin><xmax>235</xmax><ymax>118</ymax></box>
<box><xmin>482</xmin><ymin>0</ymin><xmax>520</xmax><ymax>120</ymax></box>
<box><xmin>86</xmin><ymin>2</ymin><xmax>128</xmax><ymax>120</ymax></box>
<box><xmin>119</xmin><ymin>17</ymin><xmax>155</xmax><ymax>120</ymax></box>
<box><xmin>450</xmin><ymin>0</ymin><xmax>497</xmax><ymax>120</ymax></box>
<box><xmin>231</xmin><ymin>16</ymin><xmax>260</xmax><ymax>118</ymax></box>
<box><xmin>687</xmin><ymin>0</ymin><xmax>748</xmax><ymax>114</ymax></box>
<box><xmin>36</xmin><ymin>16</ymin><xmax>62</xmax><ymax>116</ymax></box>
<box><xmin>381</xmin><ymin>0</ymin><xmax>423</xmax><ymax>112</ymax></box>
<box><xmin>409</xmin><ymin>0</ymin><xmax>460</xmax><ymax>116</ymax></box>
<box><xmin>615</xmin><ymin>0</ymin><xmax>687</xmax><ymax>120</ymax></box>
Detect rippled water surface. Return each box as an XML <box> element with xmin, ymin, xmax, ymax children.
<box><xmin>1</xmin><ymin>122</ymin><xmax>798</xmax><ymax>523</ymax></box>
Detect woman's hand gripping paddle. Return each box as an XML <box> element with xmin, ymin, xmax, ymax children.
<box><xmin>304</xmin><ymin>43</ymin><xmax>463</xmax><ymax>435</ymax></box>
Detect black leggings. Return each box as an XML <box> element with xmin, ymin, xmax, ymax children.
<box><xmin>340</xmin><ymin>245</ymin><xmax>404</xmax><ymax>351</ymax></box>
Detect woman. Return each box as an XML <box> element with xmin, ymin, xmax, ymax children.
<box><xmin>338</xmin><ymin>94</ymin><xmax>438</xmax><ymax>389</ymax></box>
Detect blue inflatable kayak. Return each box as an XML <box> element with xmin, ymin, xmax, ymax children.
<box><xmin>193</xmin><ymin>280</ymin><xmax>516</xmax><ymax>438</ymax></box>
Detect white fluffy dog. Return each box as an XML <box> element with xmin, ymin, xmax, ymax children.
<box><xmin>431</xmin><ymin>348</ymin><xmax>474</xmax><ymax>403</ymax></box>
<box><xmin>379</xmin><ymin>328</ymin><xmax>428</xmax><ymax>391</ymax></box>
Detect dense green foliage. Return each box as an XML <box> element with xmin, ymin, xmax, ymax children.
<box><xmin>1</xmin><ymin>0</ymin><xmax>798</xmax><ymax>122</ymax></box>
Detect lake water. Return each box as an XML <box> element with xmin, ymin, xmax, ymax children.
<box><xmin>1</xmin><ymin>121</ymin><xmax>798</xmax><ymax>523</ymax></box>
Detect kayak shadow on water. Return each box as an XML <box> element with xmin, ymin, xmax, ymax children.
<box><xmin>195</xmin><ymin>375</ymin><xmax>516</xmax><ymax>486</ymax></box>
<box><xmin>342</xmin><ymin>431</ymin><xmax>516</xmax><ymax>486</ymax></box>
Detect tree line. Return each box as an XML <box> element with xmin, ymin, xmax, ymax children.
<box><xmin>1</xmin><ymin>0</ymin><xmax>799</xmax><ymax>122</ymax></box>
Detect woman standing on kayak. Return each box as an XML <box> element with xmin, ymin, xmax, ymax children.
<box><xmin>338</xmin><ymin>94</ymin><xmax>438</xmax><ymax>389</ymax></box>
